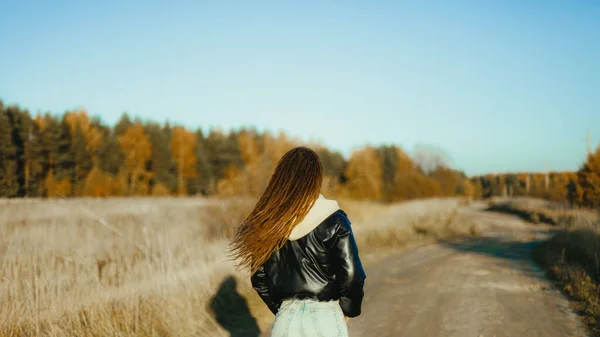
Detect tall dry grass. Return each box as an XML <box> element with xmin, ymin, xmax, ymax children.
<box><xmin>486</xmin><ymin>197</ymin><xmax>598</xmax><ymax>228</ymax></box>
<box><xmin>341</xmin><ymin>198</ymin><xmax>479</xmax><ymax>255</ymax></box>
<box><xmin>0</xmin><ymin>196</ymin><xmax>475</xmax><ymax>336</ymax></box>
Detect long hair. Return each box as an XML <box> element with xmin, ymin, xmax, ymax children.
<box><xmin>230</xmin><ymin>146</ymin><xmax>323</xmax><ymax>274</ymax></box>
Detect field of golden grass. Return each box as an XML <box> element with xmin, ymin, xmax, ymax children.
<box><xmin>0</xmin><ymin>196</ymin><xmax>476</xmax><ymax>337</ymax></box>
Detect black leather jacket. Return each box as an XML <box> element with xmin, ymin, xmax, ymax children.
<box><xmin>251</xmin><ymin>210</ymin><xmax>366</xmax><ymax>318</ymax></box>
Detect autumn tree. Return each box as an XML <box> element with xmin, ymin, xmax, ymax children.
<box><xmin>171</xmin><ymin>126</ymin><xmax>197</xmax><ymax>195</ymax></box>
<box><xmin>63</xmin><ymin>111</ymin><xmax>104</xmax><ymax>195</ymax></box>
<box><xmin>217</xmin><ymin>164</ymin><xmax>244</xmax><ymax>196</ymax></box>
<box><xmin>82</xmin><ymin>118</ymin><xmax>124</xmax><ymax>198</ymax></box>
<box><xmin>229</xmin><ymin>128</ymin><xmax>262</xmax><ymax>195</ymax></box>
<box><xmin>344</xmin><ymin>146</ymin><xmax>382</xmax><ymax>200</ymax></box>
<box><xmin>578</xmin><ymin>146</ymin><xmax>600</xmax><ymax>207</ymax></box>
<box><xmin>429</xmin><ymin>166</ymin><xmax>465</xmax><ymax>196</ymax></box>
<box><xmin>386</xmin><ymin>146</ymin><xmax>420</xmax><ymax>201</ymax></box>
<box><xmin>471</xmin><ymin>178</ymin><xmax>483</xmax><ymax>199</ymax></box>
<box><xmin>65</xmin><ymin>111</ymin><xmax>103</xmax><ymax>158</ymax></box>
<box><xmin>456</xmin><ymin>179</ymin><xmax>475</xmax><ymax>198</ymax></box>
<box><xmin>256</xmin><ymin>131</ymin><xmax>297</xmax><ymax>184</ymax></box>
<box><xmin>118</xmin><ymin>124</ymin><xmax>153</xmax><ymax>195</ymax></box>
<box><xmin>394</xmin><ymin>170</ymin><xmax>443</xmax><ymax>200</ymax></box>
<box><xmin>545</xmin><ymin>172</ymin><xmax>572</xmax><ymax>202</ymax></box>
<box><xmin>83</xmin><ymin>166</ymin><xmax>113</xmax><ymax>197</ymax></box>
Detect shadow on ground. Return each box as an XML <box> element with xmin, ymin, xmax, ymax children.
<box><xmin>210</xmin><ymin>276</ymin><xmax>261</xmax><ymax>337</ymax></box>
<box><xmin>437</xmin><ymin>233</ymin><xmax>554</xmax><ymax>282</ymax></box>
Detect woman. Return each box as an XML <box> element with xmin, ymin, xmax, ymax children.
<box><xmin>230</xmin><ymin>146</ymin><xmax>366</xmax><ymax>337</ymax></box>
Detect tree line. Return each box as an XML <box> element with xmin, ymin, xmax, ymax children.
<box><xmin>2</xmin><ymin>100</ymin><xmax>598</xmax><ymax>206</ymax></box>
<box><xmin>0</xmin><ymin>101</ymin><xmax>480</xmax><ymax>200</ymax></box>
<box><xmin>470</xmin><ymin>147</ymin><xmax>600</xmax><ymax>208</ymax></box>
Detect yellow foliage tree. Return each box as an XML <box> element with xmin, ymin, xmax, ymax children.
<box><xmin>235</xmin><ymin>130</ymin><xmax>262</xmax><ymax>195</ymax></box>
<box><xmin>222</xmin><ymin>131</ymin><xmax>299</xmax><ymax>197</ymax></box>
<box><xmin>151</xmin><ymin>182</ymin><xmax>172</xmax><ymax>196</ymax></box>
<box><xmin>45</xmin><ymin>169</ymin><xmax>72</xmax><ymax>197</ymax></box>
<box><xmin>64</xmin><ymin>110</ymin><xmax>103</xmax><ymax>158</ymax></box>
<box><xmin>118</xmin><ymin>124</ymin><xmax>153</xmax><ymax>195</ymax></box>
<box><xmin>459</xmin><ymin>179</ymin><xmax>475</xmax><ymax>198</ymax></box>
<box><xmin>395</xmin><ymin>147</ymin><xmax>415</xmax><ymax>172</ymax></box>
<box><xmin>429</xmin><ymin>166</ymin><xmax>464</xmax><ymax>196</ymax></box>
<box><xmin>472</xmin><ymin>178</ymin><xmax>483</xmax><ymax>199</ymax></box>
<box><xmin>83</xmin><ymin>166</ymin><xmax>113</xmax><ymax>197</ymax></box>
<box><xmin>395</xmin><ymin>171</ymin><xmax>443</xmax><ymax>200</ymax></box>
<box><xmin>217</xmin><ymin>165</ymin><xmax>244</xmax><ymax>196</ymax></box>
<box><xmin>578</xmin><ymin>146</ymin><xmax>600</xmax><ymax>207</ymax></box>
<box><xmin>171</xmin><ymin>126</ymin><xmax>197</xmax><ymax>195</ymax></box>
<box><xmin>344</xmin><ymin>146</ymin><xmax>383</xmax><ymax>200</ymax></box>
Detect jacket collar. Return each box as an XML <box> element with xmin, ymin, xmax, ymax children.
<box><xmin>288</xmin><ymin>194</ymin><xmax>340</xmax><ymax>241</ymax></box>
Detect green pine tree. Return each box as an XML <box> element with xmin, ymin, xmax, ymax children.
<box><xmin>377</xmin><ymin>146</ymin><xmax>399</xmax><ymax>202</ymax></box>
<box><xmin>191</xmin><ymin>128</ymin><xmax>212</xmax><ymax>195</ymax></box>
<box><xmin>204</xmin><ymin>130</ymin><xmax>243</xmax><ymax>193</ymax></box>
<box><xmin>145</xmin><ymin>121</ymin><xmax>177</xmax><ymax>194</ymax></box>
<box><xmin>54</xmin><ymin>118</ymin><xmax>75</xmax><ymax>195</ymax></box>
<box><xmin>0</xmin><ymin>108</ymin><xmax>19</xmax><ymax>197</ymax></box>
<box><xmin>4</xmin><ymin>106</ymin><xmax>28</xmax><ymax>196</ymax></box>
<box><xmin>114</xmin><ymin>113</ymin><xmax>133</xmax><ymax>136</ymax></box>
<box><xmin>16</xmin><ymin>111</ymin><xmax>46</xmax><ymax>197</ymax></box>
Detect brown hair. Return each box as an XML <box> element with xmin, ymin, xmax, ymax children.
<box><xmin>230</xmin><ymin>146</ymin><xmax>323</xmax><ymax>273</ymax></box>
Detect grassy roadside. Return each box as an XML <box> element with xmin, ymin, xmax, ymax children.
<box><xmin>488</xmin><ymin>198</ymin><xmax>600</xmax><ymax>335</ymax></box>
<box><xmin>355</xmin><ymin>207</ymin><xmax>480</xmax><ymax>256</ymax></box>
<box><xmin>532</xmin><ymin>232</ymin><xmax>600</xmax><ymax>335</ymax></box>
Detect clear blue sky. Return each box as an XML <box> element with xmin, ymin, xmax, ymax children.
<box><xmin>1</xmin><ymin>1</ymin><xmax>598</xmax><ymax>176</ymax></box>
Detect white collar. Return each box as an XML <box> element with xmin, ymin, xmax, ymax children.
<box><xmin>288</xmin><ymin>194</ymin><xmax>340</xmax><ymax>241</ymax></box>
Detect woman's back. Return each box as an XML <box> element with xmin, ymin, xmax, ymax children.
<box><xmin>254</xmin><ymin>208</ymin><xmax>366</xmax><ymax>317</ymax></box>
<box><xmin>230</xmin><ymin>147</ymin><xmax>366</xmax><ymax>337</ymax></box>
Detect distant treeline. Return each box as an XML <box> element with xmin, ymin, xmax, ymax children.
<box><xmin>1</xmin><ymin>100</ymin><xmax>598</xmax><ymax>207</ymax></box>
<box><xmin>470</xmin><ymin>172</ymin><xmax>576</xmax><ymax>201</ymax></box>
<box><xmin>470</xmin><ymin>149</ymin><xmax>600</xmax><ymax>208</ymax></box>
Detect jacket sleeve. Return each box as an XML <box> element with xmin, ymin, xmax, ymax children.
<box><xmin>331</xmin><ymin>212</ymin><xmax>367</xmax><ymax>318</ymax></box>
<box><xmin>250</xmin><ymin>264</ymin><xmax>281</xmax><ymax>315</ymax></box>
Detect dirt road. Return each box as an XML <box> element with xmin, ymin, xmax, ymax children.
<box><xmin>349</xmin><ymin>207</ymin><xmax>588</xmax><ymax>337</ymax></box>
<box><xmin>261</xmin><ymin>206</ymin><xmax>589</xmax><ymax>336</ymax></box>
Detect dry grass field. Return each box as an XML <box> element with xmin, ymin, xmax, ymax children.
<box><xmin>0</xmin><ymin>196</ymin><xmax>477</xmax><ymax>337</ymax></box>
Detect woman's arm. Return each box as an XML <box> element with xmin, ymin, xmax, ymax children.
<box><xmin>251</xmin><ymin>264</ymin><xmax>281</xmax><ymax>315</ymax></box>
<box><xmin>331</xmin><ymin>213</ymin><xmax>367</xmax><ymax>318</ymax></box>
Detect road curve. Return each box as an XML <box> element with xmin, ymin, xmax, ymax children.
<box><xmin>263</xmin><ymin>207</ymin><xmax>590</xmax><ymax>337</ymax></box>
